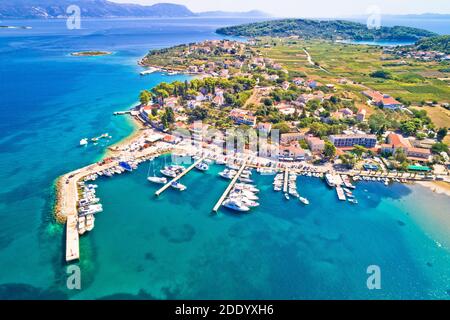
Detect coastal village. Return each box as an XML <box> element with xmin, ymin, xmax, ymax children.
<box><xmin>57</xmin><ymin>39</ymin><xmax>450</xmax><ymax>263</ymax></box>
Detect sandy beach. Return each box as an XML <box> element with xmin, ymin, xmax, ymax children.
<box><xmin>417</xmin><ymin>180</ymin><xmax>450</xmax><ymax>197</ymax></box>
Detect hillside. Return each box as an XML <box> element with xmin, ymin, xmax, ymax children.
<box><xmin>0</xmin><ymin>0</ymin><xmax>195</xmax><ymax>19</ymax></box>
<box><xmin>415</xmin><ymin>35</ymin><xmax>450</xmax><ymax>54</ymax></box>
<box><xmin>216</xmin><ymin>19</ymin><xmax>437</xmax><ymax>41</ymax></box>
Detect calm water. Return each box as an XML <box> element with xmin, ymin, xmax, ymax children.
<box><xmin>0</xmin><ymin>18</ymin><xmax>449</xmax><ymax>300</ymax></box>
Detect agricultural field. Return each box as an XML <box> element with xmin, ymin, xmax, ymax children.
<box><xmin>259</xmin><ymin>39</ymin><xmax>450</xmax><ymax>105</ymax></box>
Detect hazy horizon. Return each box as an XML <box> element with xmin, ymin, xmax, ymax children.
<box><xmin>110</xmin><ymin>0</ymin><xmax>450</xmax><ymax>18</ymax></box>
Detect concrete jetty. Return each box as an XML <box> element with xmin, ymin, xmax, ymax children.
<box><xmin>155</xmin><ymin>157</ymin><xmax>205</xmax><ymax>196</ymax></box>
<box><xmin>212</xmin><ymin>161</ymin><xmax>247</xmax><ymax>213</ymax></box>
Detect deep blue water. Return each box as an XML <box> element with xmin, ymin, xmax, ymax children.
<box><xmin>0</xmin><ymin>17</ymin><xmax>449</xmax><ymax>300</ymax></box>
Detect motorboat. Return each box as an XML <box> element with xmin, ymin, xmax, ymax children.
<box><xmin>232</xmin><ymin>190</ymin><xmax>258</xmax><ymax>201</ymax></box>
<box><xmin>85</xmin><ymin>215</ymin><xmax>95</xmax><ymax>232</ymax></box>
<box><xmin>284</xmin><ymin>193</ymin><xmax>290</xmax><ymax>200</ymax></box>
<box><xmin>219</xmin><ymin>170</ymin><xmax>236</xmax><ymax>179</ymax></box>
<box><xmin>238</xmin><ymin>177</ymin><xmax>253</xmax><ymax>183</ymax></box>
<box><xmin>161</xmin><ymin>168</ymin><xmax>177</xmax><ymax>178</ymax></box>
<box><xmin>170</xmin><ymin>181</ymin><xmax>187</xmax><ymax>191</ymax></box>
<box><xmin>234</xmin><ymin>183</ymin><xmax>259</xmax><ymax>193</ymax></box>
<box><xmin>79</xmin><ymin>138</ymin><xmax>88</xmax><ymax>146</ymax></box>
<box><xmin>299</xmin><ymin>197</ymin><xmax>310</xmax><ymax>205</ymax></box>
<box><xmin>78</xmin><ymin>216</ymin><xmax>86</xmax><ymax>235</ymax></box>
<box><xmin>147</xmin><ymin>176</ymin><xmax>168</xmax><ymax>184</ymax></box>
<box><xmin>222</xmin><ymin>199</ymin><xmax>250</xmax><ymax>212</ymax></box>
<box><xmin>229</xmin><ymin>195</ymin><xmax>259</xmax><ymax>208</ymax></box>
<box><xmin>195</xmin><ymin>162</ymin><xmax>209</xmax><ymax>171</ymax></box>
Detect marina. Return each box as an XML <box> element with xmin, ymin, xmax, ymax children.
<box><xmin>155</xmin><ymin>157</ymin><xmax>205</xmax><ymax>196</ymax></box>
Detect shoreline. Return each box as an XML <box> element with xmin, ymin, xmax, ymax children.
<box><xmin>54</xmin><ymin>113</ymin><xmax>146</xmax><ymax>223</ymax></box>
<box><xmin>416</xmin><ymin>180</ymin><xmax>450</xmax><ymax>197</ymax></box>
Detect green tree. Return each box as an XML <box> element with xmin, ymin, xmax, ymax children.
<box><xmin>437</xmin><ymin>128</ymin><xmax>448</xmax><ymax>142</ymax></box>
<box><xmin>431</xmin><ymin>142</ymin><xmax>449</xmax><ymax>154</ymax></box>
<box><xmin>353</xmin><ymin>145</ymin><xmax>368</xmax><ymax>158</ymax></box>
<box><xmin>139</xmin><ymin>90</ymin><xmax>151</xmax><ymax>105</ymax></box>
<box><xmin>272</xmin><ymin>122</ymin><xmax>291</xmax><ymax>134</ymax></box>
<box><xmin>323</xmin><ymin>141</ymin><xmax>336</xmax><ymax>158</ymax></box>
<box><xmin>394</xmin><ymin>149</ymin><xmax>408</xmax><ymax>163</ymax></box>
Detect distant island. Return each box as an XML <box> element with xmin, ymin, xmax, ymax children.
<box><xmin>71</xmin><ymin>51</ymin><xmax>112</xmax><ymax>57</ymax></box>
<box><xmin>216</xmin><ymin>19</ymin><xmax>437</xmax><ymax>41</ymax></box>
<box><xmin>0</xmin><ymin>0</ymin><xmax>270</xmax><ymax>19</ymax></box>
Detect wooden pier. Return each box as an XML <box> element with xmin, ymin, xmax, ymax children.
<box><xmin>212</xmin><ymin>161</ymin><xmax>247</xmax><ymax>213</ymax></box>
<box><xmin>283</xmin><ymin>168</ymin><xmax>289</xmax><ymax>193</ymax></box>
<box><xmin>155</xmin><ymin>157</ymin><xmax>205</xmax><ymax>196</ymax></box>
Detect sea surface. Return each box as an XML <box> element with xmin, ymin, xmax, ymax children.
<box><xmin>0</xmin><ymin>17</ymin><xmax>449</xmax><ymax>300</ymax></box>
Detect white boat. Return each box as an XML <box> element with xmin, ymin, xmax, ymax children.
<box><xmin>170</xmin><ymin>181</ymin><xmax>187</xmax><ymax>191</ymax></box>
<box><xmin>85</xmin><ymin>215</ymin><xmax>95</xmax><ymax>232</ymax></box>
<box><xmin>235</xmin><ymin>183</ymin><xmax>259</xmax><ymax>193</ymax></box>
<box><xmin>140</xmin><ymin>67</ymin><xmax>158</xmax><ymax>76</ymax></box>
<box><xmin>79</xmin><ymin>138</ymin><xmax>88</xmax><ymax>146</ymax></box>
<box><xmin>325</xmin><ymin>174</ymin><xmax>336</xmax><ymax>187</ymax></box>
<box><xmin>274</xmin><ymin>185</ymin><xmax>282</xmax><ymax>192</ymax></box>
<box><xmin>284</xmin><ymin>193</ymin><xmax>290</xmax><ymax>200</ymax></box>
<box><xmin>161</xmin><ymin>169</ymin><xmax>177</xmax><ymax>178</ymax></box>
<box><xmin>239</xmin><ymin>177</ymin><xmax>254</xmax><ymax>183</ymax></box>
<box><xmin>78</xmin><ymin>216</ymin><xmax>86</xmax><ymax>235</ymax></box>
<box><xmin>289</xmin><ymin>190</ymin><xmax>299</xmax><ymax>198</ymax></box>
<box><xmin>348</xmin><ymin>198</ymin><xmax>358</xmax><ymax>204</ymax></box>
<box><xmin>233</xmin><ymin>190</ymin><xmax>258</xmax><ymax>201</ymax></box>
<box><xmin>219</xmin><ymin>170</ymin><xmax>236</xmax><ymax>179</ymax></box>
<box><xmin>195</xmin><ymin>162</ymin><xmax>209</xmax><ymax>171</ymax></box>
<box><xmin>299</xmin><ymin>197</ymin><xmax>310</xmax><ymax>205</ymax></box>
<box><xmin>147</xmin><ymin>176</ymin><xmax>168</xmax><ymax>184</ymax></box>
<box><xmin>222</xmin><ymin>199</ymin><xmax>250</xmax><ymax>212</ymax></box>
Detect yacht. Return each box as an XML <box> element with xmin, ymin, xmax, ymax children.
<box><xmin>170</xmin><ymin>181</ymin><xmax>187</xmax><ymax>191</ymax></box>
<box><xmin>325</xmin><ymin>174</ymin><xmax>336</xmax><ymax>187</ymax></box>
<box><xmin>195</xmin><ymin>162</ymin><xmax>209</xmax><ymax>171</ymax></box>
<box><xmin>79</xmin><ymin>138</ymin><xmax>88</xmax><ymax>146</ymax></box>
<box><xmin>85</xmin><ymin>215</ymin><xmax>95</xmax><ymax>232</ymax></box>
<box><xmin>238</xmin><ymin>177</ymin><xmax>254</xmax><ymax>183</ymax></box>
<box><xmin>147</xmin><ymin>176</ymin><xmax>168</xmax><ymax>184</ymax></box>
<box><xmin>234</xmin><ymin>183</ymin><xmax>259</xmax><ymax>193</ymax></box>
<box><xmin>140</xmin><ymin>67</ymin><xmax>158</xmax><ymax>76</ymax></box>
<box><xmin>222</xmin><ymin>199</ymin><xmax>250</xmax><ymax>212</ymax></box>
<box><xmin>227</xmin><ymin>164</ymin><xmax>240</xmax><ymax>170</ymax></box>
<box><xmin>230</xmin><ymin>195</ymin><xmax>259</xmax><ymax>208</ymax></box>
<box><xmin>299</xmin><ymin>197</ymin><xmax>310</xmax><ymax>205</ymax></box>
<box><xmin>233</xmin><ymin>190</ymin><xmax>258</xmax><ymax>201</ymax></box>
<box><xmin>219</xmin><ymin>170</ymin><xmax>236</xmax><ymax>179</ymax></box>
<box><xmin>78</xmin><ymin>216</ymin><xmax>86</xmax><ymax>235</ymax></box>
<box><xmin>160</xmin><ymin>168</ymin><xmax>177</xmax><ymax>178</ymax></box>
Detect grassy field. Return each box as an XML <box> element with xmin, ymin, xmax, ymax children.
<box><xmin>260</xmin><ymin>39</ymin><xmax>450</xmax><ymax>105</ymax></box>
<box><xmin>411</xmin><ymin>105</ymin><xmax>450</xmax><ymax>129</ymax></box>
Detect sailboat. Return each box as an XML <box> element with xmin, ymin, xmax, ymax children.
<box><xmin>147</xmin><ymin>159</ymin><xmax>168</xmax><ymax>184</ymax></box>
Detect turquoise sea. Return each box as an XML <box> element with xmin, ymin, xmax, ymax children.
<box><xmin>0</xmin><ymin>18</ymin><xmax>449</xmax><ymax>300</ymax></box>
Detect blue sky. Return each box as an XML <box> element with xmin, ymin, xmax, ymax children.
<box><xmin>111</xmin><ymin>0</ymin><xmax>450</xmax><ymax>17</ymax></box>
